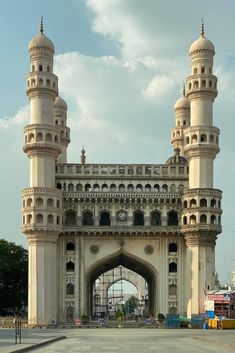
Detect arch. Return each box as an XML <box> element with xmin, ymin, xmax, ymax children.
<box><xmin>167</xmin><ymin>211</ymin><xmax>178</xmax><ymax>226</ymax></box>
<box><xmin>28</xmin><ymin>133</ymin><xmax>34</xmax><ymax>143</ymax></box>
<box><xmin>46</xmin><ymin>79</ymin><xmax>50</xmax><ymax>86</ymax></box>
<box><xmin>200</xmin><ymin>198</ymin><xmax>207</xmax><ymax>207</ymax></box>
<box><xmin>194</xmin><ymin>80</ymin><xmax>199</xmax><ymax>88</ymax></box>
<box><xmin>186</xmin><ymin>136</ymin><xmax>190</xmax><ymax>144</ymax></box>
<box><xmin>200</xmin><ymin>134</ymin><xmax>207</xmax><ymax>142</ymax></box>
<box><xmin>57</xmin><ymin>216</ymin><xmax>60</xmax><ymax>225</ymax></box>
<box><xmin>57</xmin><ymin>183</ymin><xmax>62</xmax><ymax>190</ymax></box>
<box><xmin>36</xmin><ymin>132</ymin><xmax>43</xmax><ymax>142</ymax></box>
<box><xmin>170</xmin><ymin>184</ymin><xmax>176</xmax><ymax>192</ymax></box>
<box><xmin>86</xmin><ymin>250</ymin><xmax>158</xmax><ymax>318</ymax></box>
<box><xmin>188</xmin><ymin>82</ymin><xmax>192</xmax><ymax>90</ymax></box>
<box><xmin>191</xmin><ymin>134</ymin><xmax>197</xmax><ymax>143</ymax></box>
<box><xmin>26</xmin><ymin>198</ymin><xmax>33</xmax><ymax>207</ymax></box>
<box><xmin>110</xmin><ymin>184</ymin><xmax>116</xmax><ymax>192</ymax></box>
<box><xmin>202</xmin><ymin>80</ymin><xmax>206</xmax><ymax>88</ymax></box>
<box><xmin>27</xmin><ymin>214</ymin><xmax>32</xmax><ymax>223</ymax></box>
<box><xmin>54</xmin><ymin>135</ymin><xmax>59</xmax><ymax>143</ymax></box>
<box><xmin>201</xmin><ymin>66</ymin><xmax>205</xmax><ymax>74</ymax></box>
<box><xmin>66</xmin><ymin>242</ymin><xmax>75</xmax><ymax>251</ymax></box>
<box><xmin>193</xmin><ymin>67</ymin><xmax>198</xmax><ymax>75</ymax></box>
<box><xmin>127</xmin><ymin>184</ymin><xmax>134</xmax><ymax>191</ymax></box>
<box><xmin>46</xmin><ymin>133</ymin><xmax>52</xmax><ymax>142</ymax></box>
<box><xmin>39</xmin><ymin>64</ymin><xmax>43</xmax><ymax>71</ymax></box>
<box><xmin>82</xmin><ymin>211</ymin><xmax>93</xmax><ymax>226</ymax></box>
<box><xmin>211</xmin><ymin>199</ymin><xmax>216</xmax><ymax>208</ymax></box>
<box><xmin>66</xmin><ymin>283</ymin><xmax>74</xmax><ymax>295</ymax></box>
<box><xmin>153</xmin><ymin>184</ymin><xmax>160</xmax><ymax>192</ymax></box>
<box><xmin>183</xmin><ymin>216</ymin><xmax>187</xmax><ymax>225</ymax></box>
<box><xmin>162</xmin><ymin>184</ymin><xmax>168</xmax><ymax>192</ymax></box>
<box><xmin>145</xmin><ymin>184</ymin><xmax>151</xmax><ymax>192</ymax></box>
<box><xmin>136</xmin><ymin>184</ymin><xmax>142</xmax><ymax>192</ymax></box>
<box><xmin>93</xmin><ymin>184</ymin><xmax>99</xmax><ymax>192</ymax></box>
<box><xmin>183</xmin><ymin>200</ymin><xmax>187</xmax><ymax>208</ymax></box>
<box><xmin>190</xmin><ymin>199</ymin><xmax>197</xmax><ymax>207</ymax></box>
<box><xmin>200</xmin><ymin>214</ymin><xmax>207</xmax><ymax>224</ymax></box>
<box><xmin>100</xmin><ymin>211</ymin><xmax>111</xmax><ymax>226</ymax></box>
<box><xmin>119</xmin><ymin>184</ymin><xmax>125</xmax><ymax>192</ymax></box>
<box><xmin>66</xmin><ymin>261</ymin><xmax>74</xmax><ymax>272</ymax></box>
<box><xmin>39</xmin><ymin>78</ymin><xmax>43</xmax><ymax>85</ymax></box>
<box><xmin>68</xmin><ymin>183</ymin><xmax>74</xmax><ymax>192</ymax></box>
<box><xmin>56</xmin><ymin>200</ymin><xmax>60</xmax><ymax>208</ymax></box>
<box><xmin>85</xmin><ymin>183</ymin><xmax>91</xmax><ymax>191</ymax></box>
<box><xmin>35</xmin><ymin>197</ymin><xmax>43</xmax><ymax>207</ymax></box>
<box><xmin>47</xmin><ymin>198</ymin><xmax>54</xmax><ymax>207</ymax></box>
<box><xmin>36</xmin><ymin>214</ymin><xmax>43</xmax><ymax>224</ymax></box>
<box><xmin>169</xmin><ymin>242</ymin><xmax>177</xmax><ymax>253</ymax></box>
<box><xmin>47</xmin><ymin>214</ymin><xmax>53</xmax><ymax>224</ymax></box>
<box><xmin>169</xmin><ymin>262</ymin><xmax>177</xmax><ymax>273</ymax></box>
<box><xmin>211</xmin><ymin>215</ymin><xmax>216</xmax><ymax>224</ymax></box>
<box><xmin>169</xmin><ymin>284</ymin><xmax>177</xmax><ymax>296</ymax></box>
<box><xmin>210</xmin><ymin>135</ymin><xmax>214</xmax><ymax>143</ymax></box>
<box><xmin>65</xmin><ymin>210</ymin><xmax>77</xmax><ymax>226</ymax></box>
<box><xmin>190</xmin><ymin>215</ymin><xmax>196</xmax><ymax>224</ymax></box>
<box><xmin>102</xmin><ymin>184</ymin><xmax>108</xmax><ymax>192</ymax></box>
<box><xmin>150</xmin><ymin>211</ymin><xmax>161</xmax><ymax>226</ymax></box>
<box><xmin>76</xmin><ymin>183</ymin><xmax>82</xmax><ymax>191</ymax></box>
<box><xmin>133</xmin><ymin>210</ymin><xmax>144</xmax><ymax>226</ymax></box>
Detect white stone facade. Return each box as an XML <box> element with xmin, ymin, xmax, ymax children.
<box><xmin>21</xmin><ymin>21</ymin><xmax>222</xmax><ymax>325</ymax></box>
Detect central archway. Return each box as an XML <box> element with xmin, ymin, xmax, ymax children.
<box><xmin>86</xmin><ymin>250</ymin><xmax>158</xmax><ymax>318</ymax></box>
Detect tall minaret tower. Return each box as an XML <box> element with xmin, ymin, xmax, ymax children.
<box><xmin>21</xmin><ymin>19</ymin><xmax>62</xmax><ymax>325</ymax></box>
<box><xmin>54</xmin><ymin>96</ymin><xmax>70</xmax><ymax>163</ymax></box>
<box><xmin>181</xmin><ymin>22</ymin><xmax>222</xmax><ymax>317</ymax></box>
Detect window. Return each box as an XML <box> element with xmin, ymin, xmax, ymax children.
<box><xmin>200</xmin><ymin>214</ymin><xmax>207</xmax><ymax>223</ymax></box>
<box><xmin>35</xmin><ymin>197</ymin><xmax>43</xmax><ymax>207</ymax></box>
<box><xmin>190</xmin><ymin>215</ymin><xmax>196</xmax><ymax>224</ymax></box>
<box><xmin>169</xmin><ymin>284</ymin><xmax>177</xmax><ymax>296</ymax></box>
<box><xmin>66</xmin><ymin>261</ymin><xmax>74</xmax><ymax>272</ymax></box>
<box><xmin>82</xmin><ymin>211</ymin><xmax>93</xmax><ymax>226</ymax></box>
<box><xmin>68</xmin><ymin>183</ymin><xmax>74</xmax><ymax>192</ymax></box>
<box><xmin>93</xmin><ymin>184</ymin><xmax>99</xmax><ymax>191</ymax></box>
<box><xmin>127</xmin><ymin>184</ymin><xmax>134</xmax><ymax>191</ymax></box>
<box><xmin>47</xmin><ymin>198</ymin><xmax>54</xmax><ymax>207</ymax></box>
<box><xmin>168</xmin><ymin>211</ymin><xmax>178</xmax><ymax>226</ymax></box>
<box><xmin>100</xmin><ymin>211</ymin><xmax>111</xmax><ymax>226</ymax></box>
<box><xmin>36</xmin><ymin>214</ymin><xmax>43</xmax><ymax>223</ymax></box>
<box><xmin>169</xmin><ymin>242</ymin><xmax>177</xmax><ymax>253</ymax></box>
<box><xmin>27</xmin><ymin>198</ymin><xmax>33</xmax><ymax>207</ymax></box>
<box><xmin>145</xmin><ymin>184</ymin><xmax>151</xmax><ymax>192</ymax></box>
<box><xmin>183</xmin><ymin>216</ymin><xmax>187</xmax><ymax>225</ymax></box>
<box><xmin>66</xmin><ymin>283</ymin><xmax>74</xmax><ymax>295</ymax></box>
<box><xmin>133</xmin><ymin>211</ymin><xmax>144</xmax><ymax>226</ymax></box>
<box><xmin>169</xmin><ymin>262</ymin><xmax>177</xmax><ymax>273</ymax></box>
<box><xmin>65</xmin><ymin>210</ymin><xmax>77</xmax><ymax>226</ymax></box>
<box><xmin>85</xmin><ymin>183</ymin><xmax>91</xmax><ymax>191</ymax></box>
<box><xmin>110</xmin><ymin>184</ymin><xmax>116</xmax><ymax>192</ymax></box>
<box><xmin>66</xmin><ymin>242</ymin><xmax>75</xmax><ymax>251</ymax></box>
<box><xmin>190</xmin><ymin>199</ymin><xmax>197</xmax><ymax>207</ymax></box>
<box><xmin>76</xmin><ymin>183</ymin><xmax>82</xmax><ymax>191</ymax></box>
<box><xmin>150</xmin><ymin>211</ymin><xmax>161</xmax><ymax>226</ymax></box>
<box><xmin>211</xmin><ymin>215</ymin><xmax>216</xmax><ymax>224</ymax></box>
<box><xmin>47</xmin><ymin>214</ymin><xmax>53</xmax><ymax>224</ymax></box>
<box><xmin>153</xmin><ymin>184</ymin><xmax>160</xmax><ymax>192</ymax></box>
<box><xmin>136</xmin><ymin>184</ymin><xmax>142</xmax><ymax>192</ymax></box>
<box><xmin>200</xmin><ymin>198</ymin><xmax>207</xmax><ymax>207</ymax></box>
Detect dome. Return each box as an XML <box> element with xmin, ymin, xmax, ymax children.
<box><xmin>189</xmin><ymin>35</ymin><xmax>215</xmax><ymax>55</ymax></box>
<box><xmin>54</xmin><ymin>96</ymin><xmax>67</xmax><ymax>110</ymax></box>
<box><xmin>166</xmin><ymin>149</ymin><xmax>187</xmax><ymax>165</ymax></box>
<box><xmin>29</xmin><ymin>33</ymin><xmax>54</xmax><ymax>52</ymax></box>
<box><xmin>174</xmin><ymin>95</ymin><xmax>190</xmax><ymax>110</ymax></box>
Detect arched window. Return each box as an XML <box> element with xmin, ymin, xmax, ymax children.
<box><xmin>183</xmin><ymin>216</ymin><xmax>187</xmax><ymax>225</ymax></box>
<box><xmin>193</xmin><ymin>67</ymin><xmax>198</xmax><ymax>75</ymax></box>
<box><xmin>54</xmin><ymin>135</ymin><xmax>59</xmax><ymax>143</ymax></box>
<box><xmin>200</xmin><ymin>214</ymin><xmax>207</xmax><ymax>223</ymax></box>
<box><xmin>201</xmin><ymin>66</ymin><xmax>205</xmax><ymax>74</ymax></box>
<box><xmin>82</xmin><ymin>211</ymin><xmax>93</xmax><ymax>225</ymax></box>
<box><xmin>47</xmin><ymin>214</ymin><xmax>53</xmax><ymax>224</ymax></box>
<box><xmin>200</xmin><ymin>198</ymin><xmax>207</xmax><ymax>207</ymax></box>
<box><xmin>28</xmin><ymin>133</ymin><xmax>34</xmax><ymax>142</ymax></box>
<box><xmin>46</xmin><ymin>79</ymin><xmax>50</xmax><ymax>86</ymax></box>
<box><xmin>211</xmin><ymin>215</ymin><xmax>216</xmax><ymax>224</ymax></box>
<box><xmin>168</xmin><ymin>211</ymin><xmax>178</xmax><ymax>226</ymax></box>
<box><xmin>194</xmin><ymin>80</ymin><xmax>199</xmax><ymax>88</ymax></box>
<box><xmin>169</xmin><ymin>262</ymin><xmax>177</xmax><ymax>273</ymax></box>
<box><xmin>190</xmin><ymin>199</ymin><xmax>197</xmax><ymax>207</ymax></box>
<box><xmin>76</xmin><ymin>183</ymin><xmax>82</xmax><ymax>191</ymax></box>
<box><xmin>110</xmin><ymin>184</ymin><xmax>116</xmax><ymax>192</ymax></box>
<box><xmin>127</xmin><ymin>184</ymin><xmax>134</xmax><ymax>191</ymax></box>
<box><xmin>186</xmin><ymin>136</ymin><xmax>190</xmax><ymax>144</ymax></box>
<box><xmin>183</xmin><ymin>200</ymin><xmax>187</xmax><ymax>208</ymax></box>
<box><xmin>133</xmin><ymin>211</ymin><xmax>144</xmax><ymax>226</ymax></box>
<box><xmin>136</xmin><ymin>184</ymin><xmax>142</xmax><ymax>192</ymax></box>
<box><xmin>39</xmin><ymin>78</ymin><xmax>43</xmax><ymax>85</ymax></box>
<box><xmin>65</xmin><ymin>210</ymin><xmax>77</xmax><ymax>226</ymax></box>
<box><xmin>210</xmin><ymin>135</ymin><xmax>214</xmax><ymax>143</ymax></box>
<box><xmin>169</xmin><ymin>284</ymin><xmax>177</xmax><ymax>296</ymax></box>
<box><xmin>202</xmin><ymin>80</ymin><xmax>206</xmax><ymax>88</ymax></box>
<box><xmin>153</xmin><ymin>184</ymin><xmax>160</xmax><ymax>192</ymax></box>
<box><xmin>119</xmin><ymin>184</ymin><xmax>125</xmax><ymax>192</ymax></box>
<box><xmin>26</xmin><ymin>198</ymin><xmax>33</xmax><ymax>207</ymax></box>
<box><xmin>211</xmin><ymin>199</ymin><xmax>216</xmax><ymax>208</ymax></box>
<box><xmin>190</xmin><ymin>215</ymin><xmax>196</xmax><ymax>224</ymax></box>
<box><xmin>46</xmin><ymin>133</ymin><xmax>52</xmax><ymax>142</ymax></box>
<box><xmin>200</xmin><ymin>134</ymin><xmax>207</xmax><ymax>142</ymax></box>
<box><xmin>66</xmin><ymin>261</ymin><xmax>74</xmax><ymax>272</ymax></box>
<box><xmin>192</xmin><ymin>134</ymin><xmax>197</xmax><ymax>143</ymax></box>
<box><xmin>56</xmin><ymin>200</ymin><xmax>60</xmax><ymax>208</ymax></box>
<box><xmin>36</xmin><ymin>132</ymin><xmax>43</xmax><ymax>142</ymax></box>
<box><xmin>36</xmin><ymin>214</ymin><xmax>43</xmax><ymax>223</ymax></box>
<box><xmin>57</xmin><ymin>183</ymin><xmax>62</xmax><ymax>189</ymax></box>
<box><xmin>35</xmin><ymin>197</ymin><xmax>43</xmax><ymax>207</ymax></box>
<box><xmin>93</xmin><ymin>184</ymin><xmax>99</xmax><ymax>191</ymax></box>
<box><xmin>102</xmin><ymin>184</ymin><xmax>108</xmax><ymax>192</ymax></box>
<box><xmin>145</xmin><ymin>184</ymin><xmax>151</xmax><ymax>192</ymax></box>
<box><xmin>47</xmin><ymin>198</ymin><xmax>54</xmax><ymax>207</ymax></box>
<box><xmin>188</xmin><ymin>82</ymin><xmax>192</xmax><ymax>90</ymax></box>
<box><xmin>162</xmin><ymin>184</ymin><xmax>168</xmax><ymax>192</ymax></box>
<box><xmin>170</xmin><ymin>184</ymin><xmax>176</xmax><ymax>192</ymax></box>
<box><xmin>27</xmin><ymin>214</ymin><xmax>32</xmax><ymax>223</ymax></box>
<box><xmin>209</xmin><ymin>80</ymin><xmax>212</xmax><ymax>88</ymax></box>
<box><xmin>39</xmin><ymin>64</ymin><xmax>43</xmax><ymax>71</ymax></box>
<box><xmin>169</xmin><ymin>242</ymin><xmax>177</xmax><ymax>253</ymax></box>
<box><xmin>85</xmin><ymin>183</ymin><xmax>91</xmax><ymax>191</ymax></box>
<box><xmin>57</xmin><ymin>216</ymin><xmax>60</xmax><ymax>225</ymax></box>
<box><xmin>68</xmin><ymin>183</ymin><xmax>74</xmax><ymax>192</ymax></box>
<box><xmin>100</xmin><ymin>211</ymin><xmax>111</xmax><ymax>226</ymax></box>
<box><xmin>150</xmin><ymin>211</ymin><xmax>161</xmax><ymax>226</ymax></box>
<box><xmin>66</xmin><ymin>242</ymin><xmax>75</xmax><ymax>251</ymax></box>
<box><xmin>66</xmin><ymin>283</ymin><xmax>74</xmax><ymax>295</ymax></box>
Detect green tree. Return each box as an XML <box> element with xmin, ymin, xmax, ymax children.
<box><xmin>0</xmin><ymin>239</ymin><xmax>28</xmax><ymax>314</ymax></box>
<box><xmin>122</xmin><ymin>295</ymin><xmax>138</xmax><ymax>316</ymax></box>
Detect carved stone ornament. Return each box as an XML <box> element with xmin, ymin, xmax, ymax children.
<box><xmin>144</xmin><ymin>244</ymin><xmax>154</xmax><ymax>255</ymax></box>
<box><xmin>90</xmin><ymin>244</ymin><xmax>99</xmax><ymax>254</ymax></box>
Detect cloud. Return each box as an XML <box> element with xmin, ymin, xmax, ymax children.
<box><xmin>0</xmin><ymin>105</ymin><xmax>29</xmax><ymax>129</ymax></box>
<box><xmin>143</xmin><ymin>75</ymin><xmax>176</xmax><ymax>100</ymax></box>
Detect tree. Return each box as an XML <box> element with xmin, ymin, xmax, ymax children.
<box><xmin>0</xmin><ymin>239</ymin><xmax>28</xmax><ymax>315</ymax></box>
<box><xmin>122</xmin><ymin>295</ymin><xmax>138</xmax><ymax>316</ymax></box>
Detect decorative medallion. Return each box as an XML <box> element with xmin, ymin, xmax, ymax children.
<box><xmin>90</xmin><ymin>244</ymin><xmax>99</xmax><ymax>254</ymax></box>
<box><xmin>144</xmin><ymin>244</ymin><xmax>154</xmax><ymax>255</ymax></box>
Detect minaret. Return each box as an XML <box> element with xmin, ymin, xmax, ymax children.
<box><xmin>54</xmin><ymin>96</ymin><xmax>70</xmax><ymax>163</ymax></box>
<box><xmin>21</xmin><ymin>19</ymin><xmax>62</xmax><ymax>325</ymax></box>
<box><xmin>181</xmin><ymin>22</ymin><xmax>222</xmax><ymax>317</ymax></box>
<box><xmin>172</xmin><ymin>85</ymin><xmax>190</xmax><ymax>156</ymax></box>
<box><xmin>80</xmin><ymin>146</ymin><xmax>86</xmax><ymax>164</ymax></box>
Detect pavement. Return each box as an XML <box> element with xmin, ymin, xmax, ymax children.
<box><xmin>1</xmin><ymin>328</ymin><xmax>235</xmax><ymax>353</ymax></box>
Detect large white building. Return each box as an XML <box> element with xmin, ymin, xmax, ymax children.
<box><xmin>21</xmin><ymin>21</ymin><xmax>222</xmax><ymax>325</ymax></box>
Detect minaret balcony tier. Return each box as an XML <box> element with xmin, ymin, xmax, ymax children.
<box><xmin>21</xmin><ymin>187</ymin><xmax>63</xmax><ymax>235</ymax></box>
<box><xmin>23</xmin><ymin>124</ymin><xmax>61</xmax><ymax>156</ymax></box>
<box><xmin>26</xmin><ymin>72</ymin><xmax>58</xmax><ymax>96</ymax></box>
<box><xmin>186</xmin><ymin>74</ymin><xmax>217</xmax><ymax>100</ymax></box>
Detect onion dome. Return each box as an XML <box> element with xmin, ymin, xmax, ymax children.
<box><xmin>189</xmin><ymin>21</ymin><xmax>215</xmax><ymax>55</ymax></box>
<box><xmin>166</xmin><ymin>148</ymin><xmax>187</xmax><ymax>165</ymax></box>
<box><xmin>54</xmin><ymin>96</ymin><xmax>67</xmax><ymax>110</ymax></box>
<box><xmin>174</xmin><ymin>86</ymin><xmax>190</xmax><ymax>110</ymax></box>
<box><xmin>29</xmin><ymin>17</ymin><xmax>54</xmax><ymax>53</ymax></box>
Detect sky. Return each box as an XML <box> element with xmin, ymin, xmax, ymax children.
<box><xmin>0</xmin><ymin>0</ymin><xmax>235</xmax><ymax>285</ymax></box>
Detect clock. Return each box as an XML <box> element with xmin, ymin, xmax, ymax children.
<box><xmin>118</xmin><ymin>211</ymin><xmax>127</xmax><ymax>221</ymax></box>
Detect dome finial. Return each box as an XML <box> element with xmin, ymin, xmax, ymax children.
<box><xmin>201</xmin><ymin>17</ymin><xmax>205</xmax><ymax>37</ymax></box>
<box><xmin>40</xmin><ymin>16</ymin><xmax>44</xmax><ymax>34</ymax></box>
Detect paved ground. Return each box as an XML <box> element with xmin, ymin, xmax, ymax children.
<box><xmin>1</xmin><ymin>328</ymin><xmax>235</xmax><ymax>353</ymax></box>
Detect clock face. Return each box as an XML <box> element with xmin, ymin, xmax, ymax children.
<box><xmin>118</xmin><ymin>211</ymin><xmax>127</xmax><ymax>221</ymax></box>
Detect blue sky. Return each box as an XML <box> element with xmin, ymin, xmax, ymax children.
<box><xmin>0</xmin><ymin>0</ymin><xmax>235</xmax><ymax>285</ymax></box>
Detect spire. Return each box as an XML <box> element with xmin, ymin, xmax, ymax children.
<box><xmin>81</xmin><ymin>146</ymin><xmax>86</xmax><ymax>164</ymax></box>
<box><xmin>40</xmin><ymin>16</ymin><xmax>44</xmax><ymax>34</ymax></box>
<box><xmin>201</xmin><ymin>17</ymin><xmax>205</xmax><ymax>37</ymax></box>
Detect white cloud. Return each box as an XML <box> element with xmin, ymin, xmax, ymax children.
<box><xmin>143</xmin><ymin>75</ymin><xmax>176</xmax><ymax>100</ymax></box>
<box><xmin>0</xmin><ymin>105</ymin><xmax>29</xmax><ymax>129</ymax></box>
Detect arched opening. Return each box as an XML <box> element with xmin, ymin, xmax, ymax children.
<box><xmin>127</xmin><ymin>184</ymin><xmax>134</xmax><ymax>191</ymax></box>
<box><xmin>102</xmin><ymin>184</ymin><xmax>108</xmax><ymax>192</ymax></box>
<box><xmin>36</xmin><ymin>132</ymin><xmax>43</xmax><ymax>142</ymax></box>
<box><xmin>210</xmin><ymin>135</ymin><xmax>214</xmax><ymax>143</ymax></box>
<box><xmin>170</xmin><ymin>184</ymin><xmax>176</xmax><ymax>192</ymax></box>
<box><xmin>66</xmin><ymin>283</ymin><xmax>74</xmax><ymax>296</ymax></box>
<box><xmin>183</xmin><ymin>200</ymin><xmax>187</xmax><ymax>208</ymax></box>
<box><xmin>136</xmin><ymin>184</ymin><xmax>142</xmax><ymax>192</ymax></box>
<box><xmin>169</xmin><ymin>262</ymin><xmax>177</xmax><ymax>273</ymax></box>
<box><xmin>145</xmin><ymin>184</ymin><xmax>151</xmax><ymax>192</ymax></box>
<box><xmin>100</xmin><ymin>211</ymin><xmax>111</xmax><ymax>226</ymax></box>
<box><xmin>93</xmin><ymin>184</ymin><xmax>99</xmax><ymax>192</ymax></box>
<box><xmin>46</xmin><ymin>133</ymin><xmax>52</xmax><ymax>142</ymax></box>
<box><xmin>110</xmin><ymin>184</ymin><xmax>116</xmax><ymax>192</ymax></box>
<box><xmin>183</xmin><ymin>216</ymin><xmax>187</xmax><ymax>225</ymax></box>
<box><xmin>66</xmin><ymin>306</ymin><xmax>74</xmax><ymax>323</ymax></box>
<box><xmin>202</xmin><ymin>80</ymin><xmax>206</xmax><ymax>88</ymax></box>
<box><xmin>35</xmin><ymin>197</ymin><xmax>43</xmax><ymax>207</ymax></box>
<box><xmin>47</xmin><ymin>214</ymin><xmax>53</xmax><ymax>224</ymax></box>
<box><xmin>66</xmin><ymin>261</ymin><xmax>75</xmax><ymax>272</ymax></box>
<box><xmin>36</xmin><ymin>214</ymin><xmax>43</xmax><ymax>224</ymax></box>
<box><xmin>211</xmin><ymin>215</ymin><xmax>216</xmax><ymax>224</ymax></box>
<box><xmin>167</xmin><ymin>211</ymin><xmax>178</xmax><ymax>226</ymax></box>
<box><xmin>26</xmin><ymin>198</ymin><xmax>33</xmax><ymax>207</ymax></box>
<box><xmin>162</xmin><ymin>184</ymin><xmax>168</xmax><ymax>192</ymax></box>
<box><xmin>153</xmin><ymin>184</ymin><xmax>160</xmax><ymax>192</ymax></box>
<box><xmin>68</xmin><ymin>183</ymin><xmax>74</xmax><ymax>192</ymax></box>
<box><xmin>133</xmin><ymin>211</ymin><xmax>144</xmax><ymax>226</ymax></box>
<box><xmin>47</xmin><ymin>198</ymin><xmax>54</xmax><ymax>207</ymax></box>
<box><xmin>86</xmin><ymin>251</ymin><xmax>157</xmax><ymax>319</ymax></box>
<box><xmin>76</xmin><ymin>183</ymin><xmax>82</xmax><ymax>191</ymax></box>
<box><xmin>65</xmin><ymin>210</ymin><xmax>77</xmax><ymax>226</ymax></box>
<box><xmin>39</xmin><ymin>64</ymin><xmax>43</xmax><ymax>71</ymax></box>
<box><xmin>66</xmin><ymin>242</ymin><xmax>75</xmax><ymax>252</ymax></box>
<box><xmin>200</xmin><ymin>134</ymin><xmax>207</xmax><ymax>142</ymax></box>
<box><xmin>85</xmin><ymin>183</ymin><xmax>91</xmax><ymax>191</ymax></box>
<box><xmin>200</xmin><ymin>214</ymin><xmax>207</xmax><ymax>224</ymax></box>
<box><xmin>211</xmin><ymin>199</ymin><xmax>216</xmax><ymax>208</ymax></box>
<box><xmin>57</xmin><ymin>183</ymin><xmax>62</xmax><ymax>189</ymax></box>
<box><xmin>200</xmin><ymin>198</ymin><xmax>207</xmax><ymax>207</ymax></box>
<box><xmin>169</xmin><ymin>284</ymin><xmax>177</xmax><ymax>296</ymax></box>
<box><xmin>190</xmin><ymin>215</ymin><xmax>196</xmax><ymax>224</ymax></box>
<box><xmin>190</xmin><ymin>199</ymin><xmax>197</xmax><ymax>207</ymax></box>
<box><xmin>169</xmin><ymin>243</ymin><xmax>177</xmax><ymax>253</ymax></box>
<box><xmin>82</xmin><ymin>211</ymin><xmax>93</xmax><ymax>226</ymax></box>
<box><xmin>150</xmin><ymin>211</ymin><xmax>161</xmax><ymax>226</ymax></box>
<box><xmin>119</xmin><ymin>184</ymin><xmax>125</xmax><ymax>192</ymax></box>
<box><xmin>192</xmin><ymin>134</ymin><xmax>197</xmax><ymax>143</ymax></box>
